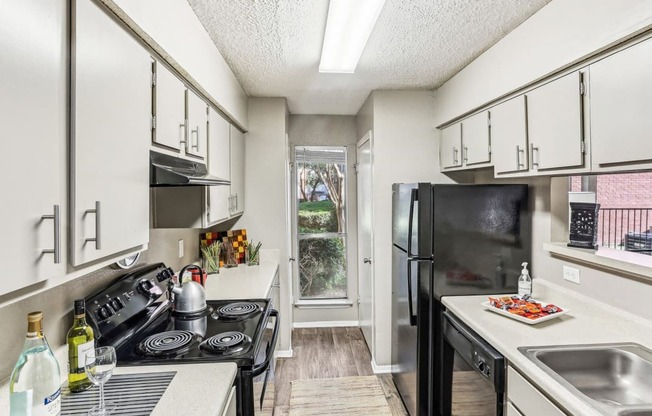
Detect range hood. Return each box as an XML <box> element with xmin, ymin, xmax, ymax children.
<box><xmin>150</xmin><ymin>151</ymin><xmax>230</xmax><ymax>187</ymax></box>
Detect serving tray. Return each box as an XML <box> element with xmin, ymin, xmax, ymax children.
<box><xmin>482</xmin><ymin>298</ymin><xmax>569</xmax><ymax>325</ymax></box>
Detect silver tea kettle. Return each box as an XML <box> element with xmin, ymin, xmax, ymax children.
<box><xmin>168</xmin><ymin>264</ymin><xmax>207</xmax><ymax>314</ymax></box>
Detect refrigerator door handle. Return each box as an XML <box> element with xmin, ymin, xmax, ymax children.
<box><xmin>407</xmin><ymin>258</ymin><xmax>418</xmax><ymax>326</ymax></box>
<box><xmin>407</xmin><ymin>188</ymin><xmax>418</xmax><ymax>258</ymax></box>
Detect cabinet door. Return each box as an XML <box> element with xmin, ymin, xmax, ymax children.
<box><xmin>507</xmin><ymin>366</ymin><xmax>566</xmax><ymax>416</ymax></box>
<box><xmin>0</xmin><ymin>0</ymin><xmax>67</xmax><ymax>294</ymax></box>
<box><xmin>506</xmin><ymin>402</ymin><xmax>524</xmax><ymax>416</ymax></box>
<box><xmin>491</xmin><ymin>96</ymin><xmax>528</xmax><ymax>175</ymax></box>
<box><xmin>206</xmin><ymin>108</ymin><xmax>231</xmax><ymax>225</ymax></box>
<box><xmin>186</xmin><ymin>90</ymin><xmax>208</xmax><ymax>160</ymax></box>
<box><xmin>71</xmin><ymin>0</ymin><xmax>150</xmax><ymax>266</ymax></box>
<box><xmin>440</xmin><ymin>123</ymin><xmax>463</xmax><ymax>169</ymax></box>
<box><xmin>230</xmin><ymin>126</ymin><xmax>245</xmax><ymax>216</ymax></box>
<box><xmin>461</xmin><ymin>111</ymin><xmax>491</xmax><ymax>165</ymax></box>
<box><xmin>526</xmin><ymin>71</ymin><xmax>585</xmax><ymax>171</ymax></box>
<box><xmin>152</xmin><ymin>60</ymin><xmax>185</xmax><ymax>152</ymax></box>
<box><xmin>591</xmin><ymin>38</ymin><xmax>652</xmax><ymax>168</ymax></box>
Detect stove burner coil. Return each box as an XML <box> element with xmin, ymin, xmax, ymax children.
<box><xmin>139</xmin><ymin>330</ymin><xmax>196</xmax><ymax>356</ymax></box>
<box><xmin>200</xmin><ymin>331</ymin><xmax>251</xmax><ymax>354</ymax></box>
<box><xmin>216</xmin><ymin>302</ymin><xmax>260</xmax><ymax>319</ymax></box>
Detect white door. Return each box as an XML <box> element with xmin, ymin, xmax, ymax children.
<box><xmin>357</xmin><ymin>132</ymin><xmax>374</xmax><ymax>350</ymax></box>
<box><xmin>151</xmin><ymin>59</ymin><xmax>186</xmax><ymax>152</ymax></box>
<box><xmin>230</xmin><ymin>126</ymin><xmax>245</xmax><ymax>216</ymax></box>
<box><xmin>186</xmin><ymin>89</ymin><xmax>208</xmax><ymax>160</ymax></box>
<box><xmin>526</xmin><ymin>71</ymin><xmax>585</xmax><ymax>171</ymax></box>
<box><xmin>206</xmin><ymin>108</ymin><xmax>231</xmax><ymax>225</ymax></box>
<box><xmin>440</xmin><ymin>123</ymin><xmax>463</xmax><ymax>169</ymax></box>
<box><xmin>71</xmin><ymin>0</ymin><xmax>150</xmax><ymax>265</ymax></box>
<box><xmin>491</xmin><ymin>96</ymin><xmax>528</xmax><ymax>175</ymax></box>
<box><xmin>0</xmin><ymin>0</ymin><xmax>67</xmax><ymax>295</ymax></box>
<box><xmin>461</xmin><ymin>111</ymin><xmax>491</xmax><ymax>166</ymax></box>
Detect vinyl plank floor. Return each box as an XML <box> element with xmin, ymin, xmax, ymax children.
<box><xmin>273</xmin><ymin>327</ymin><xmax>408</xmax><ymax>415</ymax></box>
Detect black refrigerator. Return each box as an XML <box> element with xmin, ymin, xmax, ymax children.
<box><xmin>391</xmin><ymin>183</ymin><xmax>531</xmax><ymax>416</ymax></box>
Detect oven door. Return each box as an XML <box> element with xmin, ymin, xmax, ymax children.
<box><xmin>252</xmin><ymin>309</ymin><xmax>280</xmax><ymax>414</ymax></box>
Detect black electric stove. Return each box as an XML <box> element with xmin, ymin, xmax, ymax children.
<box><xmin>85</xmin><ymin>263</ymin><xmax>279</xmax><ymax>416</ymax></box>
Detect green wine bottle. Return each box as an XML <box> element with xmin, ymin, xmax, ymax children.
<box><xmin>67</xmin><ymin>300</ymin><xmax>95</xmax><ymax>392</ymax></box>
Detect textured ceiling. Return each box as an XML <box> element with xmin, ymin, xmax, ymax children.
<box><xmin>187</xmin><ymin>0</ymin><xmax>551</xmax><ymax>115</ymax></box>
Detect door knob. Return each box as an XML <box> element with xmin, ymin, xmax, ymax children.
<box><xmin>363</xmin><ymin>258</ymin><xmax>372</xmax><ymax>264</ymax></box>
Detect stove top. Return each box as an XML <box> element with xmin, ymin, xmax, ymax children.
<box><xmin>113</xmin><ymin>299</ymin><xmax>271</xmax><ymax>367</ymax></box>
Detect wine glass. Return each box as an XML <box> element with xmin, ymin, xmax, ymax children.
<box><xmin>84</xmin><ymin>346</ymin><xmax>117</xmax><ymax>415</ymax></box>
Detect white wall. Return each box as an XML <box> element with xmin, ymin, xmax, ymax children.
<box><xmin>356</xmin><ymin>90</ymin><xmax>454</xmax><ymax>366</ymax></box>
<box><xmin>288</xmin><ymin>115</ymin><xmax>360</xmax><ymax>324</ymax></box>
<box><xmin>108</xmin><ymin>0</ymin><xmax>249</xmax><ymax>129</ymax></box>
<box><xmin>434</xmin><ymin>0</ymin><xmax>652</xmax><ymax>126</ymax></box>
<box><xmin>236</xmin><ymin>98</ymin><xmax>292</xmax><ymax>353</ymax></box>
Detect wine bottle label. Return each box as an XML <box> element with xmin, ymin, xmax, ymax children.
<box><xmin>35</xmin><ymin>388</ymin><xmax>60</xmax><ymax>416</ymax></box>
<box><xmin>76</xmin><ymin>340</ymin><xmax>95</xmax><ymax>372</ymax></box>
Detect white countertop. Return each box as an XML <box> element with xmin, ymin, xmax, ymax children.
<box><xmin>204</xmin><ymin>261</ymin><xmax>279</xmax><ymax>300</ymax></box>
<box><xmin>0</xmin><ymin>346</ymin><xmax>237</xmax><ymax>416</ymax></box>
<box><xmin>442</xmin><ymin>279</ymin><xmax>652</xmax><ymax>416</ymax></box>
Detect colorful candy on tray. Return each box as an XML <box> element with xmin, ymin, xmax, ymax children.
<box><xmin>487</xmin><ymin>295</ymin><xmax>563</xmax><ymax>320</ymax></box>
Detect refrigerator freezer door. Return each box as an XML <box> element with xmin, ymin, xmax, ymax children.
<box><xmin>432</xmin><ymin>184</ymin><xmax>530</xmax><ymax>299</ymax></box>
<box><xmin>392</xmin><ymin>183</ymin><xmax>418</xmax><ymax>252</ymax></box>
<box><xmin>391</xmin><ymin>244</ymin><xmax>419</xmax><ymax>416</ymax></box>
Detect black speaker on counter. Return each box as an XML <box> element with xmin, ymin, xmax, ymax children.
<box><xmin>568</xmin><ymin>202</ymin><xmax>600</xmax><ymax>249</ymax></box>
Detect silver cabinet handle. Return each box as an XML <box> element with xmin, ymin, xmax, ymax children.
<box><xmin>179</xmin><ymin>122</ymin><xmax>188</xmax><ymax>150</ymax></box>
<box><xmin>234</xmin><ymin>194</ymin><xmax>238</xmax><ymax>211</ymax></box>
<box><xmin>463</xmin><ymin>145</ymin><xmax>468</xmax><ymax>164</ymax></box>
<box><xmin>516</xmin><ymin>145</ymin><xmax>525</xmax><ymax>169</ymax></box>
<box><xmin>363</xmin><ymin>258</ymin><xmax>372</xmax><ymax>264</ymax></box>
<box><xmin>84</xmin><ymin>201</ymin><xmax>101</xmax><ymax>250</ymax></box>
<box><xmin>190</xmin><ymin>127</ymin><xmax>199</xmax><ymax>151</ymax></box>
<box><xmin>41</xmin><ymin>205</ymin><xmax>61</xmax><ymax>264</ymax></box>
<box><xmin>530</xmin><ymin>143</ymin><xmax>539</xmax><ymax>168</ymax></box>
<box><xmin>453</xmin><ymin>147</ymin><xmax>459</xmax><ymax>165</ymax></box>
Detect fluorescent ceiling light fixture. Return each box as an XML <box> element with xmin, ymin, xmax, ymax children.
<box><xmin>319</xmin><ymin>0</ymin><xmax>386</xmax><ymax>73</ymax></box>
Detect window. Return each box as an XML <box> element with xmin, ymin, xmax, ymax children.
<box><xmin>293</xmin><ymin>146</ymin><xmax>348</xmax><ymax>299</ymax></box>
<box><xmin>570</xmin><ymin>173</ymin><xmax>652</xmax><ymax>258</ymax></box>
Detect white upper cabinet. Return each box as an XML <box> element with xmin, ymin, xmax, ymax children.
<box><xmin>439</xmin><ymin>112</ymin><xmax>491</xmax><ymax>171</ymax></box>
<box><xmin>0</xmin><ymin>0</ymin><xmax>67</xmax><ymax>295</ymax></box>
<box><xmin>590</xmin><ymin>37</ymin><xmax>652</xmax><ymax>171</ymax></box>
<box><xmin>440</xmin><ymin>124</ymin><xmax>463</xmax><ymax>169</ymax></box>
<box><xmin>206</xmin><ymin>108</ymin><xmax>231</xmax><ymax>225</ymax></box>
<box><xmin>491</xmin><ymin>96</ymin><xmax>528</xmax><ymax>175</ymax></box>
<box><xmin>151</xmin><ymin>59</ymin><xmax>186</xmax><ymax>152</ymax></box>
<box><xmin>71</xmin><ymin>0</ymin><xmax>150</xmax><ymax>266</ymax></box>
<box><xmin>229</xmin><ymin>126</ymin><xmax>245</xmax><ymax>216</ymax></box>
<box><xmin>186</xmin><ymin>90</ymin><xmax>209</xmax><ymax>161</ymax></box>
<box><xmin>526</xmin><ymin>71</ymin><xmax>585</xmax><ymax>171</ymax></box>
<box><xmin>461</xmin><ymin>111</ymin><xmax>491</xmax><ymax>166</ymax></box>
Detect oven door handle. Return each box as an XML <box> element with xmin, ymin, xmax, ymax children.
<box><xmin>252</xmin><ymin>309</ymin><xmax>279</xmax><ymax>377</ymax></box>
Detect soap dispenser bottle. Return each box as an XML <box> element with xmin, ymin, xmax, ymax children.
<box><xmin>518</xmin><ymin>262</ymin><xmax>532</xmax><ymax>297</ymax></box>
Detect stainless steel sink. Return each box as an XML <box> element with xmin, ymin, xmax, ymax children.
<box><xmin>519</xmin><ymin>343</ymin><xmax>652</xmax><ymax>416</ymax></box>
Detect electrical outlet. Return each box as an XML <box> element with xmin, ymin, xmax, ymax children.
<box><xmin>563</xmin><ymin>265</ymin><xmax>580</xmax><ymax>284</ymax></box>
<box><xmin>178</xmin><ymin>239</ymin><xmax>184</xmax><ymax>258</ymax></box>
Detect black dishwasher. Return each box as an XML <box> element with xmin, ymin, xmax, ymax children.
<box><xmin>441</xmin><ymin>311</ymin><xmax>505</xmax><ymax>416</ymax></box>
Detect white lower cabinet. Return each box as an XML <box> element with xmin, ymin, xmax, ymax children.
<box><xmin>71</xmin><ymin>0</ymin><xmax>150</xmax><ymax>265</ymax></box>
<box><xmin>222</xmin><ymin>386</ymin><xmax>237</xmax><ymax>416</ymax></box>
<box><xmin>0</xmin><ymin>0</ymin><xmax>68</xmax><ymax>295</ymax></box>
<box><xmin>507</xmin><ymin>366</ymin><xmax>566</xmax><ymax>416</ymax></box>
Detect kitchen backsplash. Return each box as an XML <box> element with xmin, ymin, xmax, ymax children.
<box><xmin>0</xmin><ymin>227</ymin><xmax>201</xmax><ymax>382</ymax></box>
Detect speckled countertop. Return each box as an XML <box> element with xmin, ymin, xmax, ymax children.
<box><xmin>0</xmin><ymin>346</ymin><xmax>237</xmax><ymax>416</ymax></box>
<box><xmin>442</xmin><ymin>279</ymin><xmax>652</xmax><ymax>416</ymax></box>
<box><xmin>204</xmin><ymin>261</ymin><xmax>279</xmax><ymax>300</ymax></box>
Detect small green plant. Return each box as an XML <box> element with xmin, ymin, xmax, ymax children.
<box><xmin>200</xmin><ymin>241</ymin><xmax>221</xmax><ymax>273</ymax></box>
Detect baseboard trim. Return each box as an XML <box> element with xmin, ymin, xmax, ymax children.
<box><xmin>371</xmin><ymin>358</ymin><xmax>392</xmax><ymax>374</ymax></box>
<box><xmin>276</xmin><ymin>348</ymin><xmax>294</xmax><ymax>359</ymax></box>
<box><xmin>293</xmin><ymin>320</ymin><xmax>360</xmax><ymax>328</ymax></box>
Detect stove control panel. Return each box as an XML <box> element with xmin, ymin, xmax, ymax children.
<box><xmin>85</xmin><ymin>263</ymin><xmax>173</xmax><ymax>340</ymax></box>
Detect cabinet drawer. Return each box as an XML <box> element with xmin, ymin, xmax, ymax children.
<box><xmin>507</xmin><ymin>366</ymin><xmax>566</xmax><ymax>416</ymax></box>
<box><xmin>221</xmin><ymin>386</ymin><xmax>237</xmax><ymax>416</ymax></box>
